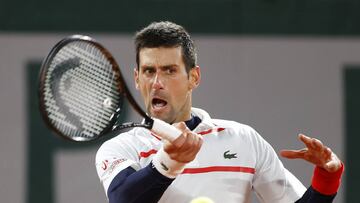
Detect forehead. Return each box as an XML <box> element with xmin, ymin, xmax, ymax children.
<box><xmin>138</xmin><ymin>46</ymin><xmax>184</xmax><ymax>67</ymax></box>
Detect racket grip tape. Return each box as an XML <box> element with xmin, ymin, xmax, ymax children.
<box><xmin>151</xmin><ymin>118</ymin><xmax>182</xmax><ymax>142</ymax></box>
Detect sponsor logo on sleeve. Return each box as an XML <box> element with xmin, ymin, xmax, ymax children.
<box><xmin>101</xmin><ymin>160</ymin><xmax>109</xmax><ymax>170</ymax></box>
<box><xmin>99</xmin><ymin>157</ymin><xmax>127</xmax><ymax>176</ymax></box>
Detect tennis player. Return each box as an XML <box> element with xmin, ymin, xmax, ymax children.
<box><xmin>96</xmin><ymin>21</ymin><xmax>344</xmax><ymax>203</ymax></box>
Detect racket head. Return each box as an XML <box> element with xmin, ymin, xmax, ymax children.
<box><xmin>38</xmin><ymin>35</ymin><xmax>147</xmax><ymax>141</ymax></box>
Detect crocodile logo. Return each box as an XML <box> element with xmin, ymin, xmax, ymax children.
<box><xmin>224</xmin><ymin>150</ymin><xmax>237</xmax><ymax>159</ymax></box>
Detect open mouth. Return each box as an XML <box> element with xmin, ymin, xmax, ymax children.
<box><xmin>152</xmin><ymin>98</ymin><xmax>167</xmax><ymax>110</ymax></box>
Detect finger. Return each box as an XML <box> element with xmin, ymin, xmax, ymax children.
<box><xmin>186</xmin><ymin>132</ymin><xmax>197</xmax><ymax>149</ymax></box>
<box><xmin>179</xmin><ymin>132</ymin><xmax>200</xmax><ymax>151</ymax></box>
<box><xmin>166</xmin><ymin>132</ymin><xmax>194</xmax><ymax>161</ymax></box>
<box><xmin>185</xmin><ymin>134</ymin><xmax>203</xmax><ymax>157</ymax></box>
<box><xmin>174</xmin><ymin>133</ymin><xmax>202</xmax><ymax>162</ymax></box>
<box><xmin>299</xmin><ymin>134</ymin><xmax>312</xmax><ymax>146</ymax></box>
<box><xmin>280</xmin><ymin>149</ymin><xmax>307</xmax><ymax>159</ymax></box>
<box><xmin>299</xmin><ymin>134</ymin><xmax>318</xmax><ymax>150</ymax></box>
<box><xmin>181</xmin><ymin>143</ymin><xmax>198</xmax><ymax>159</ymax></box>
<box><xmin>311</xmin><ymin>138</ymin><xmax>324</xmax><ymax>151</ymax></box>
<box><xmin>177</xmin><ymin>132</ymin><xmax>196</xmax><ymax>152</ymax></box>
<box><xmin>324</xmin><ymin>147</ymin><xmax>332</xmax><ymax>159</ymax></box>
<box><xmin>191</xmin><ymin>134</ymin><xmax>203</xmax><ymax>151</ymax></box>
<box><xmin>320</xmin><ymin>147</ymin><xmax>331</xmax><ymax>160</ymax></box>
<box><xmin>171</xmin><ymin>122</ymin><xmax>191</xmax><ymax>147</ymax></box>
<box><xmin>169</xmin><ymin>132</ymin><xmax>187</xmax><ymax>148</ymax></box>
<box><xmin>197</xmin><ymin>134</ymin><xmax>203</xmax><ymax>147</ymax></box>
<box><xmin>173</xmin><ymin>122</ymin><xmax>188</xmax><ymax>131</ymax></box>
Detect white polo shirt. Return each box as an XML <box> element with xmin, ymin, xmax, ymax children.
<box><xmin>96</xmin><ymin>107</ymin><xmax>306</xmax><ymax>203</ymax></box>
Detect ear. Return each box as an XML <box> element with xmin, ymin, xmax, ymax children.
<box><xmin>134</xmin><ymin>67</ymin><xmax>140</xmax><ymax>90</ymax></box>
<box><xmin>188</xmin><ymin>66</ymin><xmax>201</xmax><ymax>90</ymax></box>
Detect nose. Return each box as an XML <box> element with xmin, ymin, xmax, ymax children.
<box><xmin>152</xmin><ymin>73</ymin><xmax>164</xmax><ymax>90</ymax></box>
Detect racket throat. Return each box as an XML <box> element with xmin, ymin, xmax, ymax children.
<box><xmin>144</xmin><ymin>117</ymin><xmax>154</xmax><ymax>128</ymax></box>
<box><xmin>111</xmin><ymin>117</ymin><xmax>153</xmax><ymax>133</ymax></box>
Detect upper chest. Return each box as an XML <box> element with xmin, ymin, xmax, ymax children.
<box><xmin>137</xmin><ymin>127</ymin><xmax>257</xmax><ymax>170</ymax></box>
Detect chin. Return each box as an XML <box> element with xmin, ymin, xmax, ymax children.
<box><xmin>151</xmin><ymin>113</ymin><xmax>173</xmax><ymax>124</ymax></box>
<box><xmin>148</xmin><ymin>107</ymin><xmax>174</xmax><ymax>123</ymax></box>
<box><xmin>153</xmin><ymin>115</ymin><xmax>170</xmax><ymax>123</ymax></box>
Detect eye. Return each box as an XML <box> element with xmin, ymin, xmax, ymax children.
<box><xmin>142</xmin><ymin>67</ymin><xmax>155</xmax><ymax>75</ymax></box>
<box><xmin>165</xmin><ymin>67</ymin><xmax>176</xmax><ymax>74</ymax></box>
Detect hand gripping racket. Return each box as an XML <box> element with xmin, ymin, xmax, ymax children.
<box><xmin>38</xmin><ymin>35</ymin><xmax>182</xmax><ymax>142</ymax></box>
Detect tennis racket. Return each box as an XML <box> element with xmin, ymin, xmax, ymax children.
<box><xmin>38</xmin><ymin>35</ymin><xmax>182</xmax><ymax>142</ymax></box>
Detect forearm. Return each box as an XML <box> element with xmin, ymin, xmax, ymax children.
<box><xmin>107</xmin><ymin>164</ymin><xmax>174</xmax><ymax>203</ymax></box>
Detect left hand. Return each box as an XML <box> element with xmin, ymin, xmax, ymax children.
<box><xmin>280</xmin><ymin>134</ymin><xmax>342</xmax><ymax>173</ymax></box>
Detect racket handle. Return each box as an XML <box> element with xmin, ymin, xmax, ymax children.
<box><xmin>151</xmin><ymin>118</ymin><xmax>182</xmax><ymax>142</ymax></box>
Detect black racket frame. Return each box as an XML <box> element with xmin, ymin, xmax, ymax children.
<box><xmin>38</xmin><ymin>35</ymin><xmax>153</xmax><ymax>141</ymax></box>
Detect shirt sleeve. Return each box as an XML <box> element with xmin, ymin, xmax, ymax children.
<box><xmin>107</xmin><ymin>164</ymin><xmax>174</xmax><ymax>203</ymax></box>
<box><xmin>95</xmin><ymin>135</ymin><xmax>143</xmax><ymax>194</ymax></box>
<box><xmin>250</xmin><ymin>129</ymin><xmax>307</xmax><ymax>203</ymax></box>
<box><xmin>295</xmin><ymin>186</ymin><xmax>336</xmax><ymax>203</ymax></box>
<box><xmin>96</xmin><ymin>134</ymin><xmax>175</xmax><ymax>203</ymax></box>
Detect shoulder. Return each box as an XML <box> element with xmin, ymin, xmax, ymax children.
<box><xmin>210</xmin><ymin>118</ymin><xmax>271</xmax><ymax>148</ymax></box>
<box><xmin>193</xmin><ymin>107</ymin><xmax>259</xmax><ymax>135</ymax></box>
<box><xmin>97</xmin><ymin>128</ymin><xmax>138</xmax><ymax>150</ymax></box>
<box><xmin>212</xmin><ymin>119</ymin><xmax>259</xmax><ymax>136</ymax></box>
<box><xmin>95</xmin><ymin>127</ymin><xmax>156</xmax><ymax>162</ymax></box>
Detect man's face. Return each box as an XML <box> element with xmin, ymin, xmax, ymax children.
<box><xmin>135</xmin><ymin>46</ymin><xmax>200</xmax><ymax>123</ymax></box>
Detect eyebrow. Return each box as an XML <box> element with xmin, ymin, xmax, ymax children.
<box><xmin>140</xmin><ymin>64</ymin><xmax>179</xmax><ymax>69</ymax></box>
<box><xmin>160</xmin><ymin>64</ymin><xmax>179</xmax><ymax>69</ymax></box>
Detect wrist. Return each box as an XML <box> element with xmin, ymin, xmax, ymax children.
<box><xmin>312</xmin><ymin>162</ymin><xmax>344</xmax><ymax>195</ymax></box>
<box><xmin>152</xmin><ymin>148</ymin><xmax>186</xmax><ymax>179</ymax></box>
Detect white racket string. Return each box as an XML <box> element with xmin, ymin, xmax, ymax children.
<box><xmin>42</xmin><ymin>41</ymin><xmax>121</xmax><ymax>140</ymax></box>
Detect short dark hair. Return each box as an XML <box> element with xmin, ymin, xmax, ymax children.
<box><xmin>134</xmin><ymin>21</ymin><xmax>197</xmax><ymax>72</ymax></box>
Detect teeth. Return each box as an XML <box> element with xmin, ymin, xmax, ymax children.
<box><xmin>155</xmin><ymin>103</ymin><xmax>165</xmax><ymax>107</ymax></box>
<box><xmin>152</xmin><ymin>98</ymin><xmax>167</xmax><ymax>108</ymax></box>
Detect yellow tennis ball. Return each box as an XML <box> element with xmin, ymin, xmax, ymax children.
<box><xmin>190</xmin><ymin>196</ymin><xmax>215</xmax><ymax>203</ymax></box>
